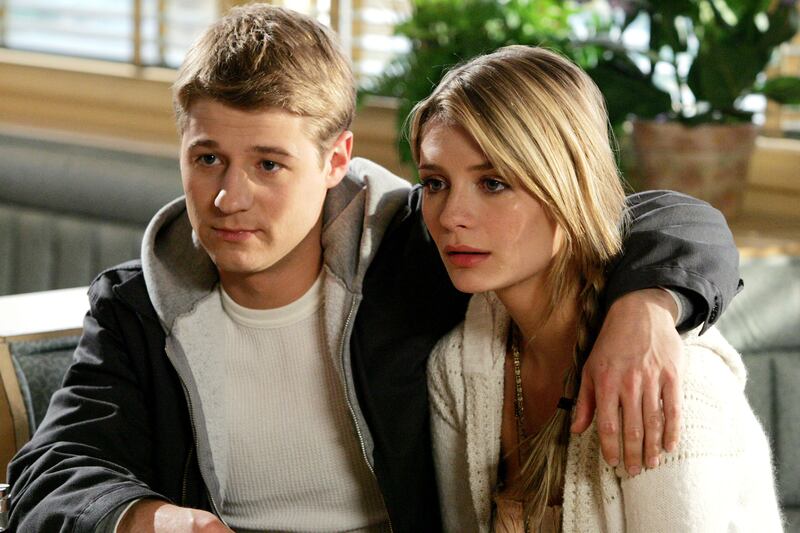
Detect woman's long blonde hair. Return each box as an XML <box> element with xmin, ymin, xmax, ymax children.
<box><xmin>409</xmin><ymin>46</ymin><xmax>629</xmax><ymax>527</ymax></box>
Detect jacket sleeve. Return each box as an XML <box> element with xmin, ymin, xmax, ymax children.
<box><xmin>605</xmin><ymin>190</ymin><xmax>741</xmax><ymax>333</ymax></box>
<box><xmin>6</xmin><ymin>276</ymin><xmax>170</xmax><ymax>532</ymax></box>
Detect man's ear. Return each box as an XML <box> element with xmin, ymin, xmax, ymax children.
<box><xmin>324</xmin><ymin>130</ymin><xmax>353</xmax><ymax>189</ymax></box>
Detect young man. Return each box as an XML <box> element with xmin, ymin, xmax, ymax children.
<box><xmin>7</xmin><ymin>4</ymin><xmax>740</xmax><ymax>532</ymax></box>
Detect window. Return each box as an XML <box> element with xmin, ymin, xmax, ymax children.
<box><xmin>0</xmin><ymin>0</ymin><xmax>410</xmax><ymax>83</ymax></box>
<box><xmin>0</xmin><ymin>0</ymin><xmax>217</xmax><ymax>67</ymax></box>
<box><xmin>348</xmin><ymin>0</ymin><xmax>411</xmax><ymax>80</ymax></box>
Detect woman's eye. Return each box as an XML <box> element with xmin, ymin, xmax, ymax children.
<box><xmin>260</xmin><ymin>160</ymin><xmax>281</xmax><ymax>172</ymax></box>
<box><xmin>482</xmin><ymin>178</ymin><xmax>507</xmax><ymax>193</ymax></box>
<box><xmin>421</xmin><ymin>177</ymin><xmax>447</xmax><ymax>193</ymax></box>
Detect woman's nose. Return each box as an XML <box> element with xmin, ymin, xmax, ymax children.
<box><xmin>438</xmin><ymin>186</ymin><xmax>473</xmax><ymax>230</ymax></box>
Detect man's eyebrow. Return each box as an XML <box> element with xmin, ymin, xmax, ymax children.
<box><xmin>250</xmin><ymin>145</ymin><xmax>295</xmax><ymax>159</ymax></box>
<box><xmin>186</xmin><ymin>140</ymin><xmax>295</xmax><ymax>159</ymax></box>
<box><xmin>187</xmin><ymin>139</ymin><xmax>218</xmax><ymax>150</ymax></box>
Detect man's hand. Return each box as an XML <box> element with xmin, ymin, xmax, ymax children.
<box><xmin>117</xmin><ymin>499</ymin><xmax>232</xmax><ymax>533</ymax></box>
<box><xmin>570</xmin><ymin>288</ymin><xmax>684</xmax><ymax>476</ymax></box>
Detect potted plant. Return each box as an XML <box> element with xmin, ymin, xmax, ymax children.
<box><xmin>360</xmin><ymin>0</ymin><xmax>578</xmax><ymax>167</ymax></box>
<box><xmin>364</xmin><ymin>0</ymin><xmax>800</xmax><ymax>217</ymax></box>
<box><xmin>583</xmin><ymin>0</ymin><xmax>800</xmax><ymax>217</ymax></box>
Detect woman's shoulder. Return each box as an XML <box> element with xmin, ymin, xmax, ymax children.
<box><xmin>680</xmin><ymin>326</ymin><xmax>748</xmax><ymax>413</ymax></box>
<box><xmin>669</xmin><ymin>326</ymin><xmax>767</xmax><ymax>460</ymax></box>
<box><xmin>565</xmin><ymin>328</ymin><xmax>780</xmax><ymax>532</ymax></box>
<box><xmin>571</xmin><ymin>328</ymin><xmax>768</xmax><ymax>478</ymax></box>
<box><xmin>681</xmin><ymin>326</ymin><xmax>747</xmax><ymax>388</ymax></box>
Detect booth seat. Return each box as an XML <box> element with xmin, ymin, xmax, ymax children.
<box><xmin>717</xmin><ymin>254</ymin><xmax>800</xmax><ymax>530</ymax></box>
<box><xmin>0</xmin><ymin>256</ymin><xmax>798</xmax><ymax>530</ymax></box>
<box><xmin>0</xmin><ymin>130</ymin><xmax>182</xmax><ymax>295</ymax></box>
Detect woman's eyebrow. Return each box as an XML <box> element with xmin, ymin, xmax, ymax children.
<box><xmin>468</xmin><ymin>161</ymin><xmax>494</xmax><ymax>171</ymax></box>
<box><xmin>418</xmin><ymin>161</ymin><xmax>494</xmax><ymax>171</ymax></box>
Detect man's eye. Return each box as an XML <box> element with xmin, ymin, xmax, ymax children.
<box><xmin>421</xmin><ymin>177</ymin><xmax>447</xmax><ymax>193</ymax></box>
<box><xmin>482</xmin><ymin>178</ymin><xmax>507</xmax><ymax>193</ymax></box>
<box><xmin>197</xmin><ymin>154</ymin><xmax>218</xmax><ymax>166</ymax></box>
<box><xmin>260</xmin><ymin>160</ymin><xmax>281</xmax><ymax>172</ymax></box>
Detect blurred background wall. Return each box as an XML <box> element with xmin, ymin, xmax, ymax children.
<box><xmin>0</xmin><ymin>0</ymin><xmax>798</xmax><ymax>228</ymax></box>
<box><xmin>0</xmin><ymin>0</ymin><xmax>411</xmax><ymax>176</ymax></box>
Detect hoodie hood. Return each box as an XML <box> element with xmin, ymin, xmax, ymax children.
<box><xmin>141</xmin><ymin>157</ymin><xmax>412</xmax><ymax>331</ymax></box>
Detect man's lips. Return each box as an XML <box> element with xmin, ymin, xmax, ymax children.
<box><xmin>213</xmin><ymin>227</ymin><xmax>258</xmax><ymax>242</ymax></box>
<box><xmin>443</xmin><ymin>245</ymin><xmax>490</xmax><ymax>267</ymax></box>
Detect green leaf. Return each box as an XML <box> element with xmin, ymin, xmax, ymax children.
<box><xmin>760</xmin><ymin>76</ymin><xmax>800</xmax><ymax>105</ymax></box>
<box><xmin>650</xmin><ymin>12</ymin><xmax>686</xmax><ymax>52</ymax></box>
<box><xmin>687</xmin><ymin>27</ymin><xmax>771</xmax><ymax>112</ymax></box>
<box><xmin>647</xmin><ymin>0</ymin><xmax>698</xmax><ymax>52</ymax></box>
<box><xmin>721</xmin><ymin>0</ymin><xmax>772</xmax><ymax>21</ymax></box>
<box><xmin>360</xmin><ymin>0</ymin><xmax>576</xmax><ymax>167</ymax></box>
<box><xmin>586</xmin><ymin>55</ymin><xmax>673</xmax><ymax>127</ymax></box>
<box><xmin>758</xmin><ymin>4</ymin><xmax>800</xmax><ymax>49</ymax></box>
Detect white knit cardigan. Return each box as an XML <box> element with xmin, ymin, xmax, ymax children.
<box><xmin>427</xmin><ymin>292</ymin><xmax>784</xmax><ymax>533</ymax></box>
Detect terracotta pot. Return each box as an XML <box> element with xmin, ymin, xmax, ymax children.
<box><xmin>631</xmin><ymin>120</ymin><xmax>758</xmax><ymax>219</ymax></box>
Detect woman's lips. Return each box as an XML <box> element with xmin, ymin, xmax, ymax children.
<box><xmin>214</xmin><ymin>228</ymin><xmax>257</xmax><ymax>242</ymax></box>
<box><xmin>444</xmin><ymin>246</ymin><xmax>490</xmax><ymax>268</ymax></box>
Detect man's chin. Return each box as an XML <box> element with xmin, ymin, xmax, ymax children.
<box><xmin>211</xmin><ymin>255</ymin><xmax>274</xmax><ymax>277</ymax></box>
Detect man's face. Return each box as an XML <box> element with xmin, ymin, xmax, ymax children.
<box><xmin>180</xmin><ymin>98</ymin><xmax>350</xmax><ymax>296</ymax></box>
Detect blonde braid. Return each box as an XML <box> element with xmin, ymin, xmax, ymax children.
<box><xmin>516</xmin><ymin>264</ymin><xmax>607</xmax><ymax>530</ymax></box>
<box><xmin>573</xmin><ymin>263</ymin><xmax>607</xmax><ymax>390</ymax></box>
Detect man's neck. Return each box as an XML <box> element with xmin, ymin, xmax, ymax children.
<box><xmin>220</xmin><ymin>253</ymin><xmax>323</xmax><ymax>310</ymax></box>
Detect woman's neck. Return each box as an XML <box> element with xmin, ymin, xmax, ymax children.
<box><xmin>495</xmin><ymin>276</ymin><xmax>579</xmax><ymax>375</ymax></box>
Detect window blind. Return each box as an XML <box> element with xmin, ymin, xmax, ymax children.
<box><xmin>0</xmin><ymin>0</ymin><xmax>410</xmax><ymax>84</ymax></box>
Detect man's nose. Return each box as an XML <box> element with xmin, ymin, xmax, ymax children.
<box><xmin>214</xmin><ymin>165</ymin><xmax>253</xmax><ymax>213</ymax></box>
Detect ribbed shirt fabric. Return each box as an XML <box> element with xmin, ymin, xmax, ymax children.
<box><xmin>218</xmin><ymin>273</ymin><xmax>389</xmax><ymax>532</ymax></box>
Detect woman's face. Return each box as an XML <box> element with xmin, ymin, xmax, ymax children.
<box><xmin>419</xmin><ymin>122</ymin><xmax>562</xmax><ymax>297</ymax></box>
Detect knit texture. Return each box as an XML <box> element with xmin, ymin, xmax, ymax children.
<box><xmin>428</xmin><ymin>292</ymin><xmax>784</xmax><ymax>533</ymax></box>
<box><xmin>218</xmin><ymin>279</ymin><xmax>389</xmax><ymax>532</ymax></box>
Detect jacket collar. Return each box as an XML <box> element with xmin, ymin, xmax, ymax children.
<box><xmin>98</xmin><ymin>262</ymin><xmax>160</xmax><ymax>323</ymax></box>
<box><xmin>139</xmin><ymin>157</ymin><xmax>411</xmax><ymax>332</ymax></box>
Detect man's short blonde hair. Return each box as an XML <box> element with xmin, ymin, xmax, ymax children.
<box><xmin>173</xmin><ymin>3</ymin><xmax>355</xmax><ymax>152</ymax></box>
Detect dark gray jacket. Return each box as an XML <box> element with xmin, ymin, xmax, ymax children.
<box><xmin>7</xmin><ymin>165</ymin><xmax>739</xmax><ymax>532</ymax></box>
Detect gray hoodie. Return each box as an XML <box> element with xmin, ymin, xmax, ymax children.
<box><xmin>139</xmin><ymin>157</ymin><xmax>411</xmax><ymax>522</ymax></box>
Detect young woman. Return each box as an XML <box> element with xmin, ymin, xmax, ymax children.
<box><xmin>413</xmin><ymin>46</ymin><xmax>782</xmax><ymax>532</ymax></box>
